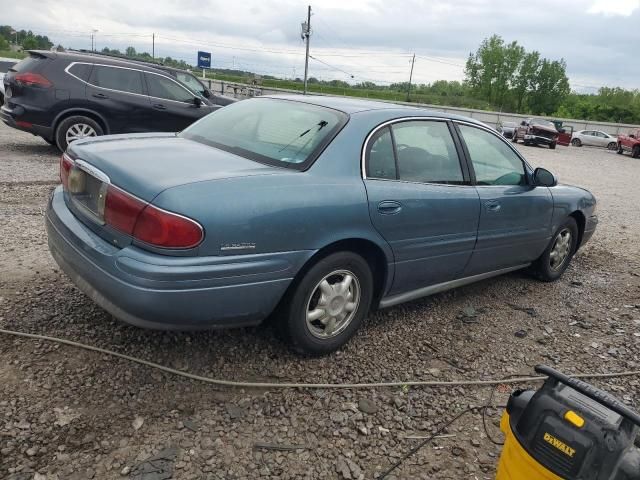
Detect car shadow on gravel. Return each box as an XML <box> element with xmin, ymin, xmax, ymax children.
<box><xmin>4</xmin><ymin>141</ymin><xmax>58</xmax><ymax>156</ymax></box>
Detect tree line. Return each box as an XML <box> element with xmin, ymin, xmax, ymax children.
<box><xmin>0</xmin><ymin>25</ymin><xmax>53</xmax><ymax>51</ymax></box>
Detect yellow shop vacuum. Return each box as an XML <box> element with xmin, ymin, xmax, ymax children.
<box><xmin>496</xmin><ymin>365</ymin><xmax>640</xmax><ymax>479</ymax></box>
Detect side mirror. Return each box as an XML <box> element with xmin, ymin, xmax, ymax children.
<box><xmin>193</xmin><ymin>96</ymin><xmax>202</xmax><ymax>107</ymax></box>
<box><xmin>202</xmin><ymin>89</ymin><xmax>212</xmax><ymax>98</ymax></box>
<box><xmin>533</xmin><ymin>167</ymin><xmax>557</xmax><ymax>187</ymax></box>
<box><xmin>521</xmin><ymin>121</ymin><xmax>527</xmax><ymax>126</ymax></box>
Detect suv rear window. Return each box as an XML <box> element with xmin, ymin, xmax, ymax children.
<box><xmin>10</xmin><ymin>55</ymin><xmax>47</xmax><ymax>73</ymax></box>
<box><xmin>67</xmin><ymin>63</ymin><xmax>92</xmax><ymax>81</ymax></box>
<box><xmin>89</xmin><ymin>66</ymin><xmax>144</xmax><ymax>95</ymax></box>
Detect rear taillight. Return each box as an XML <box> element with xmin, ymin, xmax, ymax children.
<box><xmin>104</xmin><ymin>185</ymin><xmax>203</xmax><ymax>249</ymax></box>
<box><xmin>60</xmin><ymin>154</ymin><xmax>74</xmax><ymax>189</ymax></box>
<box><xmin>15</xmin><ymin>72</ymin><xmax>52</xmax><ymax>88</ymax></box>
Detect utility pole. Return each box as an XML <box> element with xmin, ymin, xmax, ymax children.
<box><xmin>152</xmin><ymin>33</ymin><xmax>155</xmax><ymax>59</ymax></box>
<box><xmin>302</xmin><ymin>5</ymin><xmax>312</xmax><ymax>95</ymax></box>
<box><xmin>91</xmin><ymin>29</ymin><xmax>98</xmax><ymax>52</ymax></box>
<box><xmin>406</xmin><ymin>53</ymin><xmax>415</xmax><ymax>102</ymax></box>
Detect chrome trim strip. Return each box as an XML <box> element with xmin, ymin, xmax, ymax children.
<box><xmin>64</xmin><ymin>61</ymin><xmax>199</xmax><ymax>105</ymax></box>
<box><xmin>378</xmin><ymin>263</ymin><xmax>530</xmax><ymax>309</ymax></box>
<box><xmin>74</xmin><ymin>159</ymin><xmax>111</xmax><ymax>184</ymax></box>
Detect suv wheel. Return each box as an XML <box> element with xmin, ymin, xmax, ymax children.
<box><xmin>617</xmin><ymin>143</ymin><xmax>624</xmax><ymax>154</ymax></box>
<box><xmin>55</xmin><ymin>116</ymin><xmax>103</xmax><ymax>151</ymax></box>
<box><xmin>279</xmin><ymin>252</ymin><xmax>373</xmax><ymax>356</ymax></box>
<box><xmin>633</xmin><ymin>146</ymin><xmax>640</xmax><ymax>159</ymax></box>
<box><xmin>549</xmin><ymin>142</ymin><xmax>557</xmax><ymax>150</ymax></box>
<box><xmin>529</xmin><ymin>217</ymin><xmax>578</xmax><ymax>282</ymax></box>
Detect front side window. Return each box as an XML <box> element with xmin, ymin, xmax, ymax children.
<box><xmin>180</xmin><ymin>98</ymin><xmax>347</xmax><ymax>168</ymax></box>
<box><xmin>459</xmin><ymin>124</ymin><xmax>526</xmax><ymax>186</ymax></box>
<box><xmin>89</xmin><ymin>66</ymin><xmax>143</xmax><ymax>95</ymax></box>
<box><xmin>392</xmin><ymin>121</ymin><xmax>464</xmax><ymax>184</ymax></box>
<box><xmin>146</xmin><ymin>73</ymin><xmax>194</xmax><ymax>102</ymax></box>
<box><xmin>175</xmin><ymin>72</ymin><xmax>206</xmax><ymax>96</ymax></box>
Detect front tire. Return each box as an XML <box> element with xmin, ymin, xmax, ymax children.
<box><xmin>617</xmin><ymin>143</ymin><xmax>624</xmax><ymax>154</ymax></box>
<box><xmin>55</xmin><ymin>116</ymin><xmax>103</xmax><ymax>152</ymax></box>
<box><xmin>529</xmin><ymin>217</ymin><xmax>579</xmax><ymax>282</ymax></box>
<box><xmin>549</xmin><ymin>142</ymin><xmax>557</xmax><ymax>150</ymax></box>
<box><xmin>279</xmin><ymin>252</ymin><xmax>373</xmax><ymax>356</ymax></box>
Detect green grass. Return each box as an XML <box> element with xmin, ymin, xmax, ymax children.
<box><xmin>0</xmin><ymin>50</ymin><xmax>27</xmax><ymax>60</ymax></box>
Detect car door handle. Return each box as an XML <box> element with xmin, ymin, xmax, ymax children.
<box><xmin>152</xmin><ymin>104</ymin><xmax>167</xmax><ymax>110</ymax></box>
<box><xmin>92</xmin><ymin>93</ymin><xmax>108</xmax><ymax>99</ymax></box>
<box><xmin>377</xmin><ymin>200</ymin><xmax>402</xmax><ymax>215</ymax></box>
<box><xmin>484</xmin><ymin>200</ymin><xmax>501</xmax><ymax>212</ymax></box>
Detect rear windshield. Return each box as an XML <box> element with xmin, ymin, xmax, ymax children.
<box><xmin>10</xmin><ymin>55</ymin><xmax>47</xmax><ymax>73</ymax></box>
<box><xmin>180</xmin><ymin>98</ymin><xmax>347</xmax><ymax>169</ymax></box>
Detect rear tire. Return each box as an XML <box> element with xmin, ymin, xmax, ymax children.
<box><xmin>279</xmin><ymin>252</ymin><xmax>373</xmax><ymax>356</ymax></box>
<box><xmin>529</xmin><ymin>217</ymin><xmax>579</xmax><ymax>282</ymax></box>
<box><xmin>512</xmin><ymin>133</ymin><xmax>518</xmax><ymax>143</ymax></box>
<box><xmin>571</xmin><ymin>138</ymin><xmax>581</xmax><ymax>147</ymax></box>
<box><xmin>633</xmin><ymin>146</ymin><xmax>640</xmax><ymax>159</ymax></box>
<box><xmin>617</xmin><ymin>143</ymin><xmax>624</xmax><ymax>154</ymax></box>
<box><xmin>55</xmin><ymin>116</ymin><xmax>103</xmax><ymax>152</ymax></box>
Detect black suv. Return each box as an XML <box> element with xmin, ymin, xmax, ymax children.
<box><xmin>1</xmin><ymin>50</ymin><xmax>234</xmax><ymax>150</ymax></box>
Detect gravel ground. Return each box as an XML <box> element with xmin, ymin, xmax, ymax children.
<box><xmin>1</xmin><ymin>122</ymin><xmax>639</xmax><ymax>480</ymax></box>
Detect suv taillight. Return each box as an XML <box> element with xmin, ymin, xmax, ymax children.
<box><xmin>104</xmin><ymin>185</ymin><xmax>204</xmax><ymax>249</ymax></box>
<box><xmin>15</xmin><ymin>72</ymin><xmax>52</xmax><ymax>88</ymax></box>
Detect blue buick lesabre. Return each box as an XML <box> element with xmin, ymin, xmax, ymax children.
<box><xmin>46</xmin><ymin>95</ymin><xmax>598</xmax><ymax>355</ymax></box>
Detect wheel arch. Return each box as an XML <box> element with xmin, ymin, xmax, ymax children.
<box><xmin>286</xmin><ymin>238</ymin><xmax>392</xmax><ymax>311</ymax></box>
<box><xmin>53</xmin><ymin>108</ymin><xmax>110</xmax><ymax>136</ymax></box>
<box><xmin>569</xmin><ymin>210</ymin><xmax>586</xmax><ymax>251</ymax></box>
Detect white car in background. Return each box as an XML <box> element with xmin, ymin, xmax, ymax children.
<box><xmin>571</xmin><ymin>130</ymin><xmax>618</xmax><ymax>150</ymax></box>
<box><xmin>0</xmin><ymin>58</ymin><xmax>18</xmax><ymax>105</ymax></box>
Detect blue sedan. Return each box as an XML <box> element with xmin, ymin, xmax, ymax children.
<box><xmin>46</xmin><ymin>95</ymin><xmax>598</xmax><ymax>355</ymax></box>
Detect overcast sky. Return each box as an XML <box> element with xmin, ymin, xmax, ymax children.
<box><xmin>3</xmin><ymin>0</ymin><xmax>639</xmax><ymax>92</ymax></box>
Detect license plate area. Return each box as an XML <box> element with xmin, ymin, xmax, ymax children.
<box><xmin>67</xmin><ymin>160</ymin><xmax>109</xmax><ymax>223</ymax></box>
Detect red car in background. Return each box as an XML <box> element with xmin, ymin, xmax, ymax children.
<box><xmin>617</xmin><ymin>129</ymin><xmax>640</xmax><ymax>158</ymax></box>
<box><xmin>513</xmin><ymin>118</ymin><xmax>559</xmax><ymax>149</ymax></box>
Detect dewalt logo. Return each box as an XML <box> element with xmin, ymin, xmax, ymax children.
<box><xmin>543</xmin><ymin>432</ymin><xmax>576</xmax><ymax>458</ymax></box>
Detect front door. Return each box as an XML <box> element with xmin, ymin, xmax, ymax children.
<box><xmin>144</xmin><ymin>72</ymin><xmax>211</xmax><ymax>132</ymax></box>
<box><xmin>363</xmin><ymin>120</ymin><xmax>480</xmax><ymax>294</ymax></box>
<box><xmin>456</xmin><ymin>123</ymin><xmax>553</xmax><ymax>275</ymax></box>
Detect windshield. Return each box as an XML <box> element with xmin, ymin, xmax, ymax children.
<box><xmin>175</xmin><ymin>71</ymin><xmax>207</xmax><ymax>97</ymax></box>
<box><xmin>180</xmin><ymin>98</ymin><xmax>348</xmax><ymax>169</ymax></box>
<box><xmin>530</xmin><ymin>118</ymin><xmax>556</xmax><ymax>129</ymax></box>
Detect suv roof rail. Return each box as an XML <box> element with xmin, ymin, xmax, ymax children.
<box><xmin>67</xmin><ymin>49</ymin><xmax>170</xmax><ymax>67</ymax></box>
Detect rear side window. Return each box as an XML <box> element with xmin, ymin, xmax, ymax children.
<box><xmin>366</xmin><ymin>127</ymin><xmax>396</xmax><ymax>180</ymax></box>
<box><xmin>146</xmin><ymin>73</ymin><xmax>194</xmax><ymax>102</ymax></box>
<box><xmin>392</xmin><ymin>121</ymin><xmax>464</xmax><ymax>184</ymax></box>
<box><xmin>89</xmin><ymin>66</ymin><xmax>144</xmax><ymax>95</ymax></box>
<box><xmin>67</xmin><ymin>63</ymin><xmax>92</xmax><ymax>81</ymax></box>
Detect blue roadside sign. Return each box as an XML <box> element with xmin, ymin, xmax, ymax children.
<box><xmin>197</xmin><ymin>51</ymin><xmax>211</xmax><ymax>69</ymax></box>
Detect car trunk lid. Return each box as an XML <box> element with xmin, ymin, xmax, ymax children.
<box><xmin>67</xmin><ymin>133</ymin><xmax>283</xmax><ymax>201</ymax></box>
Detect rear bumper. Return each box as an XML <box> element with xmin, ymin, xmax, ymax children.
<box><xmin>1</xmin><ymin>104</ymin><xmax>54</xmax><ymax>140</ymax></box>
<box><xmin>46</xmin><ymin>186</ymin><xmax>313</xmax><ymax>330</ymax></box>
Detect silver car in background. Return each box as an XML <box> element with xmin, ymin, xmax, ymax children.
<box><xmin>571</xmin><ymin>130</ymin><xmax>618</xmax><ymax>150</ymax></box>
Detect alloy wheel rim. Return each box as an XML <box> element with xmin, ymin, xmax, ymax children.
<box><xmin>305</xmin><ymin>270</ymin><xmax>361</xmax><ymax>339</ymax></box>
<box><xmin>66</xmin><ymin>123</ymin><xmax>97</xmax><ymax>144</ymax></box>
<box><xmin>549</xmin><ymin>228</ymin><xmax>572</xmax><ymax>271</ymax></box>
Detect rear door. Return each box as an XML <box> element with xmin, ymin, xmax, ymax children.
<box><xmin>144</xmin><ymin>72</ymin><xmax>211</xmax><ymax>132</ymax></box>
<box><xmin>457</xmin><ymin>123</ymin><xmax>553</xmax><ymax>275</ymax></box>
<box><xmin>85</xmin><ymin>64</ymin><xmax>152</xmax><ymax>133</ymax></box>
<box><xmin>363</xmin><ymin>119</ymin><xmax>480</xmax><ymax>294</ymax></box>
